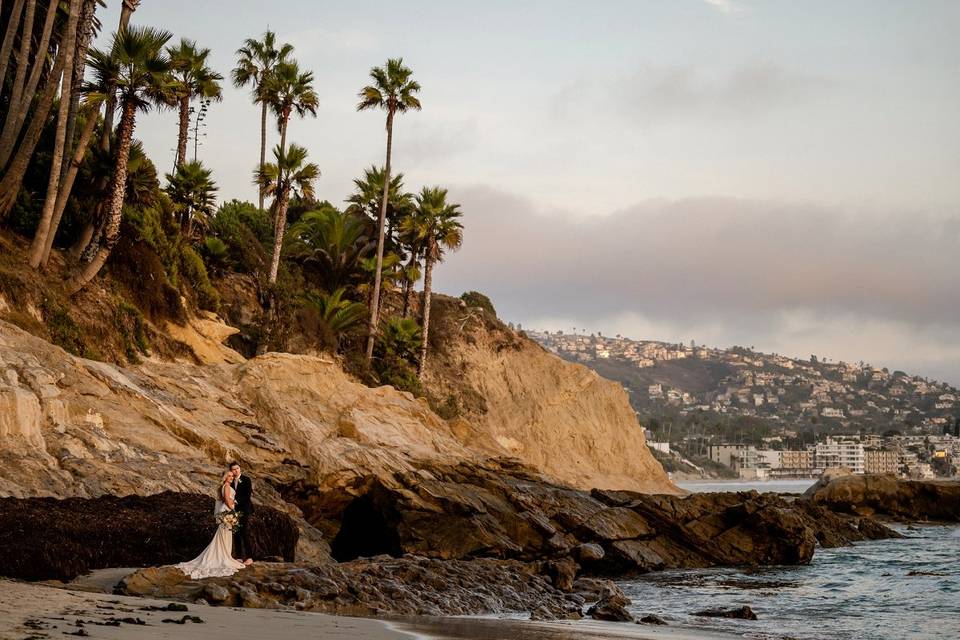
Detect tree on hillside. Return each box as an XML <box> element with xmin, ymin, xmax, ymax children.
<box><xmin>264</xmin><ymin>60</ymin><xmax>317</xmax><ymax>157</ymax></box>
<box><xmin>255</xmin><ymin>143</ymin><xmax>319</xmax><ymax>286</ymax></box>
<box><xmin>302</xmin><ymin>287</ymin><xmax>367</xmax><ymax>353</ymax></box>
<box><xmin>167</xmin><ymin>38</ymin><xmax>222</xmax><ymax>168</ymax></box>
<box><xmin>401</xmin><ymin>186</ymin><xmax>463</xmax><ymax>378</ymax></box>
<box><xmin>66</xmin><ymin>25</ymin><xmax>174</xmax><ymax>294</ymax></box>
<box><xmin>232</xmin><ymin>30</ymin><xmax>293</xmax><ymax>211</ymax></box>
<box><xmin>165</xmin><ymin>160</ymin><xmax>217</xmax><ymax>238</ymax></box>
<box><xmin>286</xmin><ymin>204</ymin><xmax>375</xmax><ymax>294</ymax></box>
<box><xmin>356</xmin><ymin>57</ymin><xmax>421</xmax><ymax>361</ymax></box>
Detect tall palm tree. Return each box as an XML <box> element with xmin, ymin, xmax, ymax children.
<box><xmin>357</xmin><ymin>57</ymin><xmax>421</xmax><ymax>360</ymax></box>
<box><xmin>167</xmin><ymin>38</ymin><xmax>222</xmax><ymax>168</ymax></box>
<box><xmin>401</xmin><ymin>186</ymin><xmax>463</xmax><ymax>378</ymax></box>
<box><xmin>265</xmin><ymin>60</ymin><xmax>317</xmax><ymax>154</ymax></box>
<box><xmin>232</xmin><ymin>30</ymin><xmax>293</xmax><ymax>211</ymax></box>
<box><xmin>165</xmin><ymin>160</ymin><xmax>217</xmax><ymax>237</ymax></box>
<box><xmin>255</xmin><ymin>143</ymin><xmax>319</xmax><ymax>285</ymax></box>
<box><xmin>66</xmin><ymin>25</ymin><xmax>173</xmax><ymax>294</ymax></box>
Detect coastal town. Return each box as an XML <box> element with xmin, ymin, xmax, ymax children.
<box><xmin>528</xmin><ymin>330</ymin><xmax>960</xmax><ymax>479</ymax></box>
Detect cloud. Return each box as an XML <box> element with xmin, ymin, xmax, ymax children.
<box><xmin>432</xmin><ymin>186</ymin><xmax>960</xmax><ymax>383</ymax></box>
<box><xmin>703</xmin><ymin>0</ymin><xmax>743</xmax><ymax>14</ymax></box>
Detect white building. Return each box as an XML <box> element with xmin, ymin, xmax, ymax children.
<box><xmin>815</xmin><ymin>437</ymin><xmax>865</xmax><ymax>474</ymax></box>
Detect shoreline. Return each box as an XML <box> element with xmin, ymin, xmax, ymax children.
<box><xmin>0</xmin><ymin>578</ymin><xmax>738</xmax><ymax>640</ymax></box>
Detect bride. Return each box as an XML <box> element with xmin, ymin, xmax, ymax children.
<box><xmin>176</xmin><ymin>471</ymin><xmax>246</xmax><ymax>579</ymax></box>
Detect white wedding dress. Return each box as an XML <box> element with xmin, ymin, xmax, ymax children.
<box><xmin>175</xmin><ymin>485</ymin><xmax>246</xmax><ymax>579</ymax></box>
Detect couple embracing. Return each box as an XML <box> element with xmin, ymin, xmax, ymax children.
<box><xmin>176</xmin><ymin>461</ymin><xmax>254</xmax><ymax>580</ymax></box>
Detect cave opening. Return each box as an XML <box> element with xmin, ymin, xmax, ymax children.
<box><xmin>330</xmin><ymin>493</ymin><xmax>402</xmax><ymax>561</ymax></box>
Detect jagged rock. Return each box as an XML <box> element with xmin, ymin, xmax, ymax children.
<box><xmin>0</xmin><ymin>493</ymin><xmax>298</xmax><ymax>581</ymax></box>
<box><xmin>545</xmin><ymin>557</ymin><xmax>578</xmax><ymax>591</ymax></box>
<box><xmin>805</xmin><ymin>474</ymin><xmax>960</xmax><ymax>522</ymax></box>
<box><xmin>639</xmin><ymin>614</ymin><xmax>668</xmax><ymax>625</ymax></box>
<box><xmin>694</xmin><ymin>605</ymin><xmax>758</xmax><ymax>620</ymax></box>
<box><xmin>119</xmin><ymin>557</ymin><xmax>583</xmax><ymax>620</ymax></box>
<box><xmin>586</xmin><ymin>583</ymin><xmax>634</xmax><ymax>622</ymax></box>
<box><xmin>574</xmin><ymin>542</ymin><xmax>605</xmax><ymax>562</ymax></box>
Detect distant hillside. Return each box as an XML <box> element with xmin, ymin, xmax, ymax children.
<box><xmin>528</xmin><ymin>331</ymin><xmax>960</xmax><ymax>443</ymax></box>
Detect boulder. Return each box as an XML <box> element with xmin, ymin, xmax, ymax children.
<box><xmin>694</xmin><ymin>605</ymin><xmax>758</xmax><ymax>620</ymax></box>
<box><xmin>574</xmin><ymin>543</ymin><xmax>605</xmax><ymax>562</ymax></box>
<box><xmin>586</xmin><ymin>583</ymin><xmax>634</xmax><ymax>622</ymax></box>
<box><xmin>805</xmin><ymin>474</ymin><xmax>960</xmax><ymax>522</ymax></box>
<box><xmin>639</xmin><ymin>614</ymin><xmax>668</xmax><ymax>625</ymax></box>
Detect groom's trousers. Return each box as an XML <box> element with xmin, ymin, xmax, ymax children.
<box><xmin>234</xmin><ymin>508</ymin><xmax>252</xmax><ymax>559</ymax></box>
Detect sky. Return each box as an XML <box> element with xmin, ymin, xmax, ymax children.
<box><xmin>94</xmin><ymin>1</ymin><xmax>960</xmax><ymax>384</ymax></box>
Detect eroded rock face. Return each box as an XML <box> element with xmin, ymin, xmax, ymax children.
<box><xmin>118</xmin><ymin>557</ymin><xmax>584</xmax><ymax>620</ymax></box>
<box><xmin>314</xmin><ymin>461</ymin><xmax>899</xmax><ymax>575</ymax></box>
<box><xmin>805</xmin><ymin>474</ymin><xmax>960</xmax><ymax>522</ymax></box>
<box><xmin>0</xmin><ymin>492</ymin><xmax>297</xmax><ymax>581</ymax></box>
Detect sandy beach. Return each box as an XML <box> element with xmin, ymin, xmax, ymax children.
<box><xmin>0</xmin><ymin>577</ymin><xmax>737</xmax><ymax>640</ymax></box>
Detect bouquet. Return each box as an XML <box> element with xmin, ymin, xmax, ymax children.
<box><xmin>216</xmin><ymin>509</ymin><xmax>242</xmax><ymax>532</ymax></box>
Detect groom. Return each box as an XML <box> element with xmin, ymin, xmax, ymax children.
<box><xmin>228</xmin><ymin>462</ymin><xmax>254</xmax><ymax>565</ymax></box>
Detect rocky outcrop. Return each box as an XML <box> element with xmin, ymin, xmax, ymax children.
<box><xmin>421</xmin><ymin>296</ymin><xmax>673</xmax><ymax>493</ymax></box>
<box><xmin>0</xmin><ymin>492</ymin><xmax>297</xmax><ymax>581</ymax></box>
<box><xmin>805</xmin><ymin>474</ymin><xmax>960</xmax><ymax>522</ymax></box>
<box><xmin>118</xmin><ymin>557</ymin><xmax>584</xmax><ymax>620</ymax></box>
<box><xmin>311</xmin><ymin>460</ymin><xmax>898</xmax><ymax>575</ymax></box>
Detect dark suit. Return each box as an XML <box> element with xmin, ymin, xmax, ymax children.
<box><xmin>232</xmin><ymin>474</ymin><xmax>253</xmax><ymax>560</ymax></box>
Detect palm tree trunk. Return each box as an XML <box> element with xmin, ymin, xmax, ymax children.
<box><xmin>29</xmin><ymin>0</ymin><xmax>81</xmax><ymax>269</ymax></box>
<box><xmin>0</xmin><ymin>0</ymin><xmax>58</xmax><ymax>167</ymax></box>
<box><xmin>39</xmin><ymin>105</ymin><xmax>98</xmax><ymax>265</ymax></box>
<box><xmin>0</xmin><ymin>48</ymin><xmax>64</xmax><ymax>218</ymax></box>
<box><xmin>66</xmin><ymin>99</ymin><xmax>136</xmax><ymax>294</ymax></box>
<box><xmin>402</xmin><ymin>249</ymin><xmax>418</xmax><ymax>318</ymax></box>
<box><xmin>57</xmin><ymin>0</ymin><xmax>96</xmax><ymax>188</ymax></box>
<box><xmin>365</xmin><ymin>108</ymin><xmax>394</xmax><ymax>360</ymax></box>
<box><xmin>258</xmin><ymin>99</ymin><xmax>267</xmax><ymax>211</ymax></box>
<box><xmin>279</xmin><ymin>111</ymin><xmax>288</xmax><ymax>154</ymax></box>
<box><xmin>0</xmin><ymin>0</ymin><xmax>27</xmax><ymax>94</ymax></box>
<box><xmin>176</xmin><ymin>94</ymin><xmax>189</xmax><ymax>167</ymax></box>
<box><xmin>267</xmin><ymin>188</ymin><xmax>289</xmax><ymax>284</ymax></box>
<box><xmin>418</xmin><ymin>242</ymin><xmax>435</xmax><ymax>378</ymax></box>
<box><xmin>68</xmin><ymin>219</ymin><xmax>95</xmax><ymax>260</ymax></box>
<box><xmin>8</xmin><ymin>0</ymin><xmax>35</xmax><ymax>110</ymax></box>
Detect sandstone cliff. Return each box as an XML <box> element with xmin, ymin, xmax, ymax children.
<box><xmin>0</xmin><ymin>306</ymin><xmax>673</xmax><ymax>554</ymax></box>
<box><xmin>422</xmin><ymin>296</ymin><xmax>669</xmax><ymax>493</ymax></box>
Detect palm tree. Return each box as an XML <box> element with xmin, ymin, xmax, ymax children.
<box><xmin>302</xmin><ymin>287</ymin><xmax>367</xmax><ymax>353</ymax></box>
<box><xmin>165</xmin><ymin>160</ymin><xmax>218</xmax><ymax>237</ymax></box>
<box><xmin>356</xmin><ymin>57</ymin><xmax>421</xmax><ymax>360</ymax></box>
<box><xmin>66</xmin><ymin>25</ymin><xmax>173</xmax><ymax>294</ymax></box>
<box><xmin>265</xmin><ymin>60</ymin><xmax>317</xmax><ymax>154</ymax></box>
<box><xmin>346</xmin><ymin>165</ymin><xmax>414</xmax><ymax>243</ymax></box>
<box><xmin>401</xmin><ymin>186</ymin><xmax>463</xmax><ymax>378</ymax></box>
<box><xmin>286</xmin><ymin>204</ymin><xmax>374</xmax><ymax>294</ymax></box>
<box><xmin>255</xmin><ymin>143</ymin><xmax>319</xmax><ymax>285</ymax></box>
<box><xmin>167</xmin><ymin>38</ymin><xmax>222</xmax><ymax>168</ymax></box>
<box><xmin>232</xmin><ymin>30</ymin><xmax>293</xmax><ymax>211</ymax></box>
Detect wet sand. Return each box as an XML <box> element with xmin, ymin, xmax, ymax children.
<box><xmin>0</xmin><ymin>578</ymin><xmax>736</xmax><ymax>640</ymax></box>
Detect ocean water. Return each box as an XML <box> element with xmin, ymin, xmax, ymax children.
<box><xmin>621</xmin><ymin>481</ymin><xmax>960</xmax><ymax>639</ymax></box>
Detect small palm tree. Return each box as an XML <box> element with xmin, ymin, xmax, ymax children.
<box><xmin>265</xmin><ymin>60</ymin><xmax>318</xmax><ymax>154</ymax></box>
<box><xmin>167</xmin><ymin>38</ymin><xmax>223</xmax><ymax>167</ymax></box>
<box><xmin>232</xmin><ymin>31</ymin><xmax>294</xmax><ymax>211</ymax></box>
<box><xmin>401</xmin><ymin>186</ymin><xmax>463</xmax><ymax>378</ymax></box>
<box><xmin>286</xmin><ymin>204</ymin><xmax>375</xmax><ymax>294</ymax></box>
<box><xmin>302</xmin><ymin>287</ymin><xmax>367</xmax><ymax>353</ymax></box>
<box><xmin>255</xmin><ymin>143</ymin><xmax>320</xmax><ymax>285</ymax></box>
<box><xmin>346</xmin><ymin>165</ymin><xmax>414</xmax><ymax>241</ymax></box>
<box><xmin>67</xmin><ymin>25</ymin><xmax>174</xmax><ymax>294</ymax></box>
<box><xmin>165</xmin><ymin>160</ymin><xmax>218</xmax><ymax>237</ymax></box>
<box><xmin>357</xmin><ymin>57</ymin><xmax>421</xmax><ymax>360</ymax></box>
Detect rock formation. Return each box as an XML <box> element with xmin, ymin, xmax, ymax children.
<box><xmin>805</xmin><ymin>473</ymin><xmax>960</xmax><ymax>522</ymax></box>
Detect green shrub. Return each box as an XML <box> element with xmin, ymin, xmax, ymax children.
<box><xmin>374</xmin><ymin>317</ymin><xmax>423</xmax><ymax>396</ymax></box>
<box><xmin>208</xmin><ymin>200</ymin><xmax>272</xmax><ymax>274</ymax></box>
<box><xmin>179</xmin><ymin>245</ymin><xmax>219</xmax><ymax>311</ymax></box>
<box><xmin>460</xmin><ymin>291</ymin><xmax>497</xmax><ymax>317</ymax></box>
<box><xmin>40</xmin><ymin>297</ymin><xmax>87</xmax><ymax>357</ymax></box>
<box><xmin>116</xmin><ymin>301</ymin><xmax>150</xmax><ymax>362</ymax></box>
